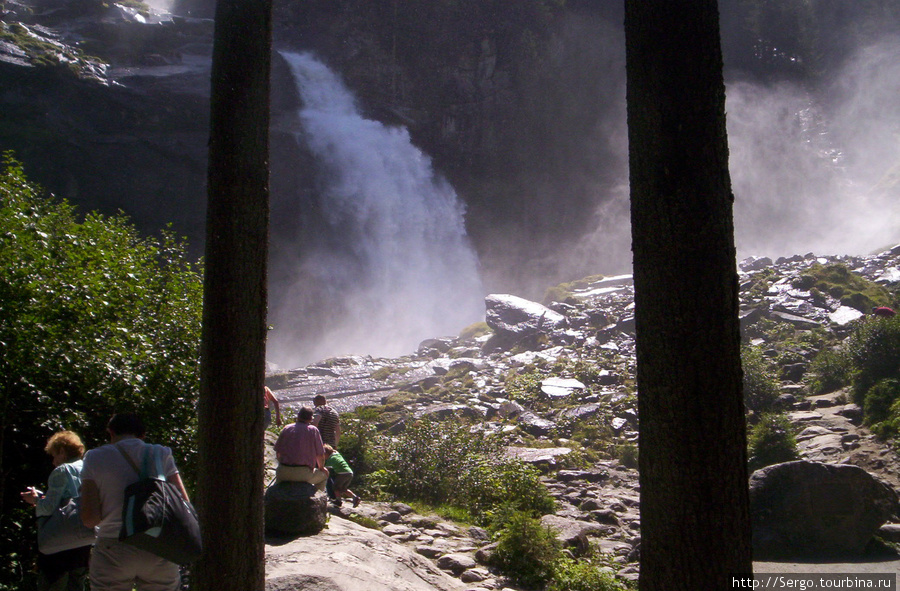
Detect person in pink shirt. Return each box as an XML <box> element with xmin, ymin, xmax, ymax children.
<box><xmin>273</xmin><ymin>406</ymin><xmax>328</xmax><ymax>491</ymax></box>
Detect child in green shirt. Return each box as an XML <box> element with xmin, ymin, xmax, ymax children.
<box><xmin>324</xmin><ymin>444</ymin><xmax>360</xmax><ymax>508</ymax></box>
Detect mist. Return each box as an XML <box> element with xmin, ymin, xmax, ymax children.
<box><xmin>728</xmin><ymin>35</ymin><xmax>900</xmax><ymax>259</ymax></box>
<box><xmin>563</xmin><ymin>32</ymin><xmax>899</xmax><ymax>287</ymax></box>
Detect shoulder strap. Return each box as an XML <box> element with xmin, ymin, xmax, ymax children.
<box><xmin>114</xmin><ymin>443</ymin><xmax>142</xmax><ymax>477</ymax></box>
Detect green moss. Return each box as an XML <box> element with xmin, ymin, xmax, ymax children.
<box><xmin>799</xmin><ymin>263</ymin><xmax>894</xmax><ymax>313</ymax></box>
<box><xmin>542</xmin><ymin>274</ymin><xmax>606</xmax><ymax>305</ymax></box>
<box><xmin>459</xmin><ymin>321</ymin><xmax>491</xmax><ymax>339</ymax></box>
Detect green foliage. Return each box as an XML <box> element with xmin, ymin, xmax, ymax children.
<box><xmin>845</xmin><ymin>316</ymin><xmax>900</xmax><ymax>406</ymax></box>
<box><xmin>459</xmin><ymin>456</ymin><xmax>556</xmax><ymax>524</ymax></box>
<box><xmin>0</xmin><ymin>155</ymin><xmax>202</xmax><ymax>588</ymax></box>
<box><xmin>376</xmin><ymin>419</ymin><xmax>501</xmax><ymax>505</ymax></box>
<box><xmin>489</xmin><ymin>508</ymin><xmax>561</xmax><ymax>590</ymax></box>
<box><xmin>747</xmin><ymin>413</ymin><xmax>798</xmax><ymax>472</ymax></box>
<box><xmin>374</xmin><ymin>419</ymin><xmax>555</xmax><ymax>524</ymax></box>
<box><xmin>335</xmin><ymin>412</ymin><xmax>383</xmax><ymax>494</ymax></box>
<box><xmin>613</xmin><ymin>443</ymin><xmax>639</xmax><ymax>469</ymax></box>
<box><xmin>864</xmin><ymin>379</ymin><xmax>900</xmax><ymax>429</ymax></box>
<box><xmin>742</xmin><ymin>346</ymin><xmax>781</xmax><ymax>414</ymax></box>
<box><xmin>805</xmin><ymin>347</ymin><xmax>852</xmax><ymax>395</ymax></box>
<box><xmin>504</xmin><ymin>368</ymin><xmax>544</xmax><ymax>403</ymax></box>
<box><xmin>548</xmin><ymin>556</ymin><xmax>629</xmax><ymax>591</ymax></box>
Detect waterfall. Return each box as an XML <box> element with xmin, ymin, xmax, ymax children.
<box><xmin>269</xmin><ymin>51</ymin><xmax>485</xmax><ymax>367</ymax></box>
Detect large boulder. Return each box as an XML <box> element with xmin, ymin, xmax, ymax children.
<box><xmin>484</xmin><ymin>294</ymin><xmax>567</xmax><ymax>339</ymax></box>
<box><xmin>265</xmin><ymin>481</ymin><xmax>328</xmax><ymax>537</ymax></box>
<box><xmin>750</xmin><ymin>460</ymin><xmax>899</xmax><ymax>559</ymax></box>
<box><xmin>265</xmin><ymin>515</ymin><xmax>466</xmax><ymax>591</ymax></box>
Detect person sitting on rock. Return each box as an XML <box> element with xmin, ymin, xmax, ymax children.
<box><xmin>324</xmin><ymin>444</ymin><xmax>360</xmax><ymax>508</ymax></box>
<box><xmin>273</xmin><ymin>407</ymin><xmax>328</xmax><ymax>492</ymax></box>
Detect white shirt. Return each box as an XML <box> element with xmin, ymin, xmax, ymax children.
<box><xmin>80</xmin><ymin>437</ymin><xmax>178</xmax><ymax>539</ymax></box>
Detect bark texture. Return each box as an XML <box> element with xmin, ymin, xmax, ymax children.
<box><xmin>624</xmin><ymin>1</ymin><xmax>752</xmax><ymax>589</ymax></box>
<box><xmin>195</xmin><ymin>0</ymin><xmax>272</xmax><ymax>588</ymax></box>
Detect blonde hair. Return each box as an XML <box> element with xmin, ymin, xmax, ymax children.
<box><xmin>323</xmin><ymin>444</ymin><xmax>334</xmax><ymax>456</ymax></box>
<box><xmin>45</xmin><ymin>431</ymin><xmax>85</xmax><ymax>461</ymax></box>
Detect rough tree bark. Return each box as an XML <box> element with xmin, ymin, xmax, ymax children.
<box><xmin>195</xmin><ymin>0</ymin><xmax>272</xmax><ymax>587</ymax></box>
<box><xmin>624</xmin><ymin>1</ymin><xmax>752</xmax><ymax>589</ymax></box>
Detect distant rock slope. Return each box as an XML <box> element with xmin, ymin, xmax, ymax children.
<box><xmin>266</xmin><ymin>247</ymin><xmax>899</xmax><ymax>584</ymax></box>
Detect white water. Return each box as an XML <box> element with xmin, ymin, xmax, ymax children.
<box><xmin>270</xmin><ymin>52</ymin><xmax>485</xmax><ymax>367</ymax></box>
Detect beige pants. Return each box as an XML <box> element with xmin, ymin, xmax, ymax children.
<box><xmin>90</xmin><ymin>538</ymin><xmax>179</xmax><ymax>591</ymax></box>
<box><xmin>275</xmin><ymin>464</ymin><xmax>328</xmax><ymax>492</ymax></box>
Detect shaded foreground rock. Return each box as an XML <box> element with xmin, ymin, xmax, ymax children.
<box><xmin>265</xmin><ymin>482</ymin><xmax>328</xmax><ymax>536</ymax></box>
<box><xmin>750</xmin><ymin>461</ymin><xmax>899</xmax><ymax>559</ymax></box>
<box><xmin>265</xmin><ymin>515</ymin><xmax>466</xmax><ymax>591</ymax></box>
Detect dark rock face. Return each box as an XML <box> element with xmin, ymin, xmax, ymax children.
<box><xmin>750</xmin><ymin>460</ymin><xmax>899</xmax><ymax>559</ymax></box>
<box><xmin>264</xmin><ymin>481</ymin><xmax>328</xmax><ymax>536</ymax></box>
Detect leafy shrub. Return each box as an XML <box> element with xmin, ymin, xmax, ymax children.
<box><xmin>0</xmin><ymin>155</ymin><xmax>202</xmax><ymax>588</ymax></box>
<box><xmin>747</xmin><ymin>413</ymin><xmax>798</xmax><ymax>472</ymax></box>
<box><xmin>845</xmin><ymin>316</ymin><xmax>900</xmax><ymax>406</ymax></box>
<box><xmin>489</xmin><ymin>508</ymin><xmax>561</xmax><ymax>590</ymax></box>
<box><xmin>377</xmin><ymin>419</ymin><xmax>500</xmax><ymax>505</ymax></box>
<box><xmin>335</xmin><ymin>413</ymin><xmax>383</xmax><ymax>494</ymax></box>
<box><xmin>548</xmin><ymin>556</ymin><xmax>628</xmax><ymax>591</ymax></box>
<box><xmin>805</xmin><ymin>347</ymin><xmax>852</xmax><ymax>395</ymax></box>
<box><xmin>864</xmin><ymin>379</ymin><xmax>900</xmax><ymax>428</ymax></box>
<box><xmin>504</xmin><ymin>369</ymin><xmax>544</xmax><ymax>403</ymax></box>
<box><xmin>459</xmin><ymin>456</ymin><xmax>556</xmax><ymax>524</ymax></box>
<box><xmin>742</xmin><ymin>346</ymin><xmax>781</xmax><ymax>414</ymax></box>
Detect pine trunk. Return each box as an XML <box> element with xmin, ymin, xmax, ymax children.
<box><xmin>624</xmin><ymin>1</ymin><xmax>752</xmax><ymax>589</ymax></box>
<box><xmin>195</xmin><ymin>0</ymin><xmax>272</xmax><ymax>588</ymax></box>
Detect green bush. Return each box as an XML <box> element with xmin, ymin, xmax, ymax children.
<box><xmin>846</xmin><ymin>316</ymin><xmax>900</xmax><ymax>406</ymax></box>
<box><xmin>459</xmin><ymin>456</ymin><xmax>556</xmax><ymax>524</ymax></box>
<box><xmin>742</xmin><ymin>346</ymin><xmax>781</xmax><ymax>415</ymax></box>
<box><xmin>747</xmin><ymin>413</ymin><xmax>799</xmax><ymax>472</ymax></box>
<box><xmin>0</xmin><ymin>154</ymin><xmax>202</xmax><ymax>590</ymax></box>
<box><xmin>548</xmin><ymin>556</ymin><xmax>628</xmax><ymax>591</ymax></box>
<box><xmin>335</xmin><ymin>413</ymin><xmax>383</xmax><ymax>495</ymax></box>
<box><xmin>377</xmin><ymin>419</ymin><xmax>501</xmax><ymax>505</ymax></box>
<box><xmin>489</xmin><ymin>509</ymin><xmax>561</xmax><ymax>590</ymax></box>
<box><xmin>805</xmin><ymin>347</ymin><xmax>852</xmax><ymax>395</ymax></box>
<box><xmin>864</xmin><ymin>378</ymin><xmax>900</xmax><ymax>428</ymax></box>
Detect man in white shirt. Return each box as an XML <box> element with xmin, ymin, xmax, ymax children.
<box><xmin>81</xmin><ymin>413</ymin><xmax>190</xmax><ymax>591</ymax></box>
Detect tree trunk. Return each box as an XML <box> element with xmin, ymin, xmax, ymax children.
<box><xmin>195</xmin><ymin>0</ymin><xmax>272</xmax><ymax>587</ymax></box>
<box><xmin>624</xmin><ymin>1</ymin><xmax>752</xmax><ymax>589</ymax></box>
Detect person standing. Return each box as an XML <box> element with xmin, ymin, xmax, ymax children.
<box><xmin>273</xmin><ymin>407</ymin><xmax>328</xmax><ymax>491</ymax></box>
<box><xmin>80</xmin><ymin>413</ymin><xmax>190</xmax><ymax>591</ymax></box>
<box><xmin>263</xmin><ymin>386</ymin><xmax>282</xmax><ymax>429</ymax></box>
<box><xmin>312</xmin><ymin>394</ymin><xmax>340</xmax><ymax>447</ymax></box>
<box><xmin>21</xmin><ymin>430</ymin><xmax>92</xmax><ymax>591</ymax></box>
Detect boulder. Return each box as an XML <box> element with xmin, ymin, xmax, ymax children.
<box><xmin>750</xmin><ymin>460</ymin><xmax>899</xmax><ymax>559</ymax></box>
<box><xmin>265</xmin><ymin>481</ymin><xmax>328</xmax><ymax>537</ymax></box>
<box><xmin>539</xmin><ymin>515</ymin><xmax>604</xmax><ymax>556</ymax></box>
<box><xmin>484</xmin><ymin>294</ymin><xmax>567</xmax><ymax>337</ymax></box>
<box><xmin>265</xmin><ymin>515</ymin><xmax>467</xmax><ymax>591</ymax></box>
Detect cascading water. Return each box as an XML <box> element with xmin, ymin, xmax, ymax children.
<box><xmin>268</xmin><ymin>52</ymin><xmax>485</xmax><ymax>367</ymax></box>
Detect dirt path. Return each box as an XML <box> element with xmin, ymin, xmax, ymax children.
<box><xmin>790</xmin><ymin>390</ymin><xmax>900</xmax><ymax>492</ymax></box>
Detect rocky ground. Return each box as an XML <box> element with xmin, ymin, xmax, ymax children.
<box><xmin>263</xmin><ymin>246</ymin><xmax>900</xmax><ymax>589</ymax></box>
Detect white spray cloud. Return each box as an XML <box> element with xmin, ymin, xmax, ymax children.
<box><xmin>268</xmin><ymin>52</ymin><xmax>485</xmax><ymax>368</ymax></box>
<box><xmin>573</xmin><ymin>35</ymin><xmax>900</xmax><ymax>277</ymax></box>
<box><xmin>729</xmin><ymin>36</ymin><xmax>900</xmax><ymax>258</ymax></box>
